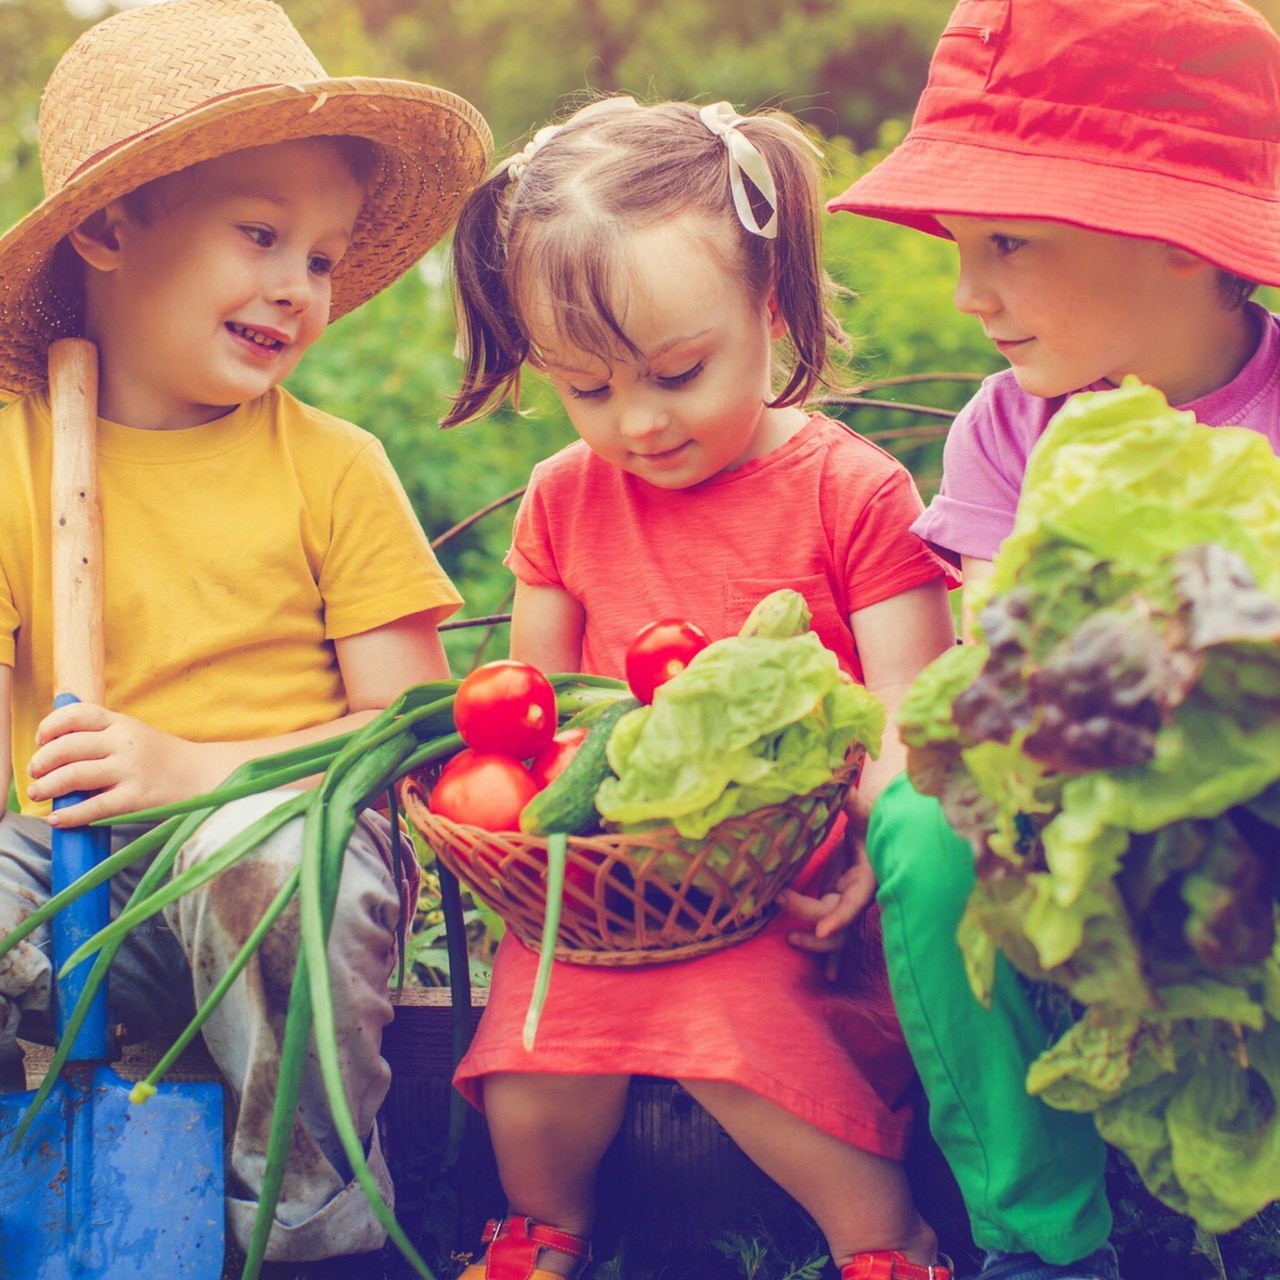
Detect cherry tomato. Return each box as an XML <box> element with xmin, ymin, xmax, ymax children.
<box><xmin>529</xmin><ymin>727</ymin><xmax>589</xmax><ymax>789</ymax></box>
<box><xmin>428</xmin><ymin>749</ymin><xmax>539</xmax><ymax>832</ymax></box>
<box><xmin>624</xmin><ymin>618</ymin><xmax>710</xmax><ymax>704</ymax></box>
<box><xmin>454</xmin><ymin>660</ymin><xmax>556</xmax><ymax>758</ymax></box>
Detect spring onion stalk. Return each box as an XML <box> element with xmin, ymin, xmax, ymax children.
<box><xmin>296</xmin><ymin>733</ymin><xmax>436</xmax><ymax>1279</ymax></box>
<box><xmin>437</xmin><ymin>861</ymin><xmax>474</xmax><ymax>1166</ymax></box>
<box><xmin>0</xmin><ymin>814</ymin><xmax>183</xmax><ymax>961</ymax></box>
<box><xmin>388</xmin><ymin>785</ymin><xmax>408</xmax><ymax>996</ymax></box>
<box><xmin>240</xmin><ymin>877</ymin><xmax>318</xmax><ymax>1280</ymax></box>
<box><xmin>129</xmin><ymin>863</ymin><xmax>300</xmax><ymax>1106</ymax></box>
<box><xmin>9</xmin><ymin>805</ymin><xmax>206</xmax><ymax>1146</ymax></box>
<box><xmin>98</xmin><ymin>741</ymin><xmax>347</xmax><ymax>824</ymax></box>
<box><xmin>523</xmin><ymin>832</ymin><xmax>568</xmax><ymax>1052</ymax></box>
<box><xmin>58</xmin><ymin>791</ymin><xmax>311</xmax><ymax>976</ymax></box>
<box><xmin>0</xmin><ymin>675</ymin><xmax>628</xmax><ymax>1279</ymax></box>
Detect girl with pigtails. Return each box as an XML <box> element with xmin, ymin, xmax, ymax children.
<box><xmin>443</xmin><ymin>97</ymin><xmax>958</xmax><ymax>1280</ymax></box>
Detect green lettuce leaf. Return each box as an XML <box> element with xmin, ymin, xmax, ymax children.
<box><xmin>898</xmin><ymin>379</ymin><xmax>1280</xmax><ymax>1230</ymax></box>
<box><xmin>597</xmin><ymin>630</ymin><xmax>883</xmax><ymax>840</ymax></box>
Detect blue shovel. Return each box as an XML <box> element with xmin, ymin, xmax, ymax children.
<box><xmin>0</xmin><ymin>340</ymin><xmax>225</xmax><ymax>1278</ymax></box>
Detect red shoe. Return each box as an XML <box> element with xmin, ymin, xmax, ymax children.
<box><xmin>457</xmin><ymin>1216</ymin><xmax>592</xmax><ymax>1280</ymax></box>
<box><xmin>842</xmin><ymin>1253</ymin><xmax>953</xmax><ymax>1280</ymax></box>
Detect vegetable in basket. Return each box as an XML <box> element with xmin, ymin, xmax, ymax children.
<box><xmin>624</xmin><ymin>617</ymin><xmax>710</xmax><ymax>703</ymax></box>
<box><xmin>529</xmin><ymin>728</ymin><xmax>588</xmax><ymax>787</ymax></box>
<box><xmin>454</xmin><ymin>658</ymin><xmax>557</xmax><ymax>757</ymax></box>
<box><xmin>597</xmin><ymin>592</ymin><xmax>885</xmax><ymax>842</ymax></box>
<box><xmin>897</xmin><ymin>378</ymin><xmax>1280</xmax><ymax>1231</ymax></box>
<box><xmin>428</xmin><ymin>749</ymin><xmax>539</xmax><ymax>833</ymax></box>
<box><xmin>417</xmin><ymin>595</ymin><xmax>881</xmax><ymax>1049</ymax></box>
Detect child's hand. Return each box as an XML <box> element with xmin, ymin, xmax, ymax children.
<box><xmin>28</xmin><ymin>702</ymin><xmax>210</xmax><ymax>826</ymax></box>
<box><xmin>781</xmin><ymin>791</ymin><xmax>879</xmax><ymax>981</ymax></box>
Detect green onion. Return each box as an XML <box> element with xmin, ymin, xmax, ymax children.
<box><xmin>523</xmin><ymin>832</ymin><xmax>567</xmax><ymax>1052</ymax></box>
<box><xmin>0</xmin><ymin>675</ymin><xmax>627</xmax><ymax>1280</ymax></box>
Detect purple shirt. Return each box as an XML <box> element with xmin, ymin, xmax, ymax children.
<box><xmin>913</xmin><ymin>303</ymin><xmax>1280</xmax><ymax>562</ymax></box>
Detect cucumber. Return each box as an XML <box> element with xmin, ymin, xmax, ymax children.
<box><xmin>561</xmin><ymin>688</ymin><xmax>634</xmax><ymax>730</ymax></box>
<box><xmin>520</xmin><ymin>696</ymin><xmax>639</xmax><ymax>836</ymax></box>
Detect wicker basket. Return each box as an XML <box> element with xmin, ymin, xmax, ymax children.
<box><xmin>400</xmin><ymin>752</ymin><xmax>861</xmax><ymax>966</ymax></box>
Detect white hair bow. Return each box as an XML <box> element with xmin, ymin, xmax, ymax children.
<box><xmin>508</xmin><ymin>124</ymin><xmax>562</xmax><ymax>184</ymax></box>
<box><xmin>698</xmin><ymin>101</ymin><xmax>822</xmax><ymax>239</ymax></box>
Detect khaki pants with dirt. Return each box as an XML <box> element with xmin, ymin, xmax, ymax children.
<box><xmin>0</xmin><ymin>790</ymin><xmax>402</xmax><ymax>1263</ymax></box>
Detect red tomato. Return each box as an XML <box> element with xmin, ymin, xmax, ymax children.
<box><xmin>454</xmin><ymin>660</ymin><xmax>556</xmax><ymax>758</ymax></box>
<box><xmin>624</xmin><ymin>618</ymin><xmax>710</xmax><ymax>704</ymax></box>
<box><xmin>529</xmin><ymin>727</ymin><xmax>589</xmax><ymax>789</ymax></box>
<box><xmin>428</xmin><ymin>750</ymin><xmax>539</xmax><ymax>832</ymax></box>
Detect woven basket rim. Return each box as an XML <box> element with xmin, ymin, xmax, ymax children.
<box><xmin>400</xmin><ymin>754</ymin><xmax>858</xmax><ymax>964</ymax></box>
<box><xmin>400</xmin><ymin>751</ymin><xmax>859</xmax><ymax>852</ymax></box>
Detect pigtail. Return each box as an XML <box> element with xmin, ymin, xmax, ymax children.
<box><xmin>442</xmin><ymin>167</ymin><xmax>529</xmax><ymax>428</ymax></box>
<box><xmin>742</xmin><ymin>115</ymin><xmax>851</xmax><ymax>406</ymax></box>
<box><xmin>444</xmin><ymin>97</ymin><xmax>852</xmax><ymax>428</ymax></box>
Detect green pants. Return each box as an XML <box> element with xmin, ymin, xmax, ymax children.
<box><xmin>867</xmin><ymin>774</ymin><xmax>1111</xmax><ymax>1264</ymax></box>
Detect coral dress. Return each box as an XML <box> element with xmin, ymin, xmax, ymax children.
<box><xmin>454</xmin><ymin>417</ymin><xmax>955</xmax><ymax>1156</ymax></box>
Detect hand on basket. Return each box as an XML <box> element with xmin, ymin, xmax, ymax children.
<box><xmin>781</xmin><ymin>790</ymin><xmax>878</xmax><ymax>982</ymax></box>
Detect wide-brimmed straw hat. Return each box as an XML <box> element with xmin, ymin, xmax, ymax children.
<box><xmin>829</xmin><ymin>0</ymin><xmax>1280</xmax><ymax>287</ymax></box>
<box><xmin>0</xmin><ymin>0</ymin><xmax>493</xmax><ymax>395</ymax></box>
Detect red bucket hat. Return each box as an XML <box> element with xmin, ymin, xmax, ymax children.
<box><xmin>829</xmin><ymin>0</ymin><xmax>1280</xmax><ymax>287</ymax></box>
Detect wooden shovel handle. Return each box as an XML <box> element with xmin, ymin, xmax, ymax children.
<box><xmin>49</xmin><ymin>338</ymin><xmax>103</xmax><ymax>705</ymax></box>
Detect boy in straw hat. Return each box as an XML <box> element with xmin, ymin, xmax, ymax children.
<box><xmin>0</xmin><ymin>0</ymin><xmax>490</xmax><ymax>1269</ymax></box>
<box><xmin>809</xmin><ymin>0</ymin><xmax>1280</xmax><ymax>1277</ymax></box>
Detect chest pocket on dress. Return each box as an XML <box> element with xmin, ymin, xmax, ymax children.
<box><xmin>724</xmin><ymin>574</ymin><xmax>848</xmax><ymax>651</ymax></box>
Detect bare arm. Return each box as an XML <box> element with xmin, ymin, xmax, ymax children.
<box><xmin>30</xmin><ymin>609</ymin><xmax>452</xmax><ymax>825</ymax></box>
<box><xmin>509</xmin><ymin>580</ymin><xmax>585</xmax><ymax>673</ymax></box>
<box><xmin>851</xmin><ymin>578</ymin><xmax>958</xmax><ymax>808</ymax></box>
<box><xmin>959</xmin><ymin>555</ymin><xmax>996</xmax><ymax>643</ymax></box>
<box><xmin>785</xmin><ymin>578</ymin><xmax>956</xmax><ymax>957</ymax></box>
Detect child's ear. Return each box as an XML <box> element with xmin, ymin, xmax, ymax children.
<box><xmin>66</xmin><ymin>203</ymin><xmax>130</xmax><ymax>273</ymax></box>
<box><xmin>767</xmin><ymin>292</ymin><xmax>788</xmax><ymax>340</ymax></box>
<box><xmin>1161</xmin><ymin>244</ymin><xmax>1213</xmax><ymax>280</ymax></box>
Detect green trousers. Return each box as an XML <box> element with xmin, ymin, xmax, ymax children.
<box><xmin>867</xmin><ymin>774</ymin><xmax>1112</xmax><ymax>1265</ymax></box>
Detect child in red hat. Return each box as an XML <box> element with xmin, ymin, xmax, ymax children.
<box><xmin>820</xmin><ymin>1</ymin><xmax>1280</xmax><ymax>1278</ymax></box>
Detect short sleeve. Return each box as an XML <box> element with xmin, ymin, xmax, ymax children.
<box><xmin>841</xmin><ymin>466</ymin><xmax>958</xmax><ymax>613</ymax></box>
<box><xmin>504</xmin><ymin>471</ymin><xmax>565</xmax><ymax>589</ymax></box>
<box><xmin>319</xmin><ymin>439</ymin><xmax>462</xmax><ymax>639</ymax></box>
<box><xmin>911</xmin><ymin>385</ymin><xmax>1025</xmax><ymax>562</ymax></box>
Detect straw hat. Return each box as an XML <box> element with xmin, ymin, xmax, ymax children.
<box><xmin>829</xmin><ymin>0</ymin><xmax>1280</xmax><ymax>288</ymax></box>
<box><xmin>0</xmin><ymin>0</ymin><xmax>493</xmax><ymax>395</ymax></box>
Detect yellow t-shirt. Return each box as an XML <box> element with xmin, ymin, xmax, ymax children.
<box><xmin>0</xmin><ymin>386</ymin><xmax>461</xmax><ymax>814</ymax></box>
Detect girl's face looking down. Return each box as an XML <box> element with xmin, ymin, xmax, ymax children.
<box><xmin>525</xmin><ymin>215</ymin><xmax>806</xmax><ymax>489</ymax></box>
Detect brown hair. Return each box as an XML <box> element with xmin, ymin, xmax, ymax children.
<box><xmin>445</xmin><ymin>97</ymin><xmax>848</xmax><ymax>428</ymax></box>
<box><xmin>1217</xmin><ymin>269</ymin><xmax>1259</xmax><ymax>310</ymax></box>
<box><xmin>120</xmin><ymin>135</ymin><xmax>379</xmax><ymax>227</ymax></box>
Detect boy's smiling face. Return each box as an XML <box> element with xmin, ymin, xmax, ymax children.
<box><xmin>936</xmin><ymin>215</ymin><xmax>1247</xmax><ymax>404</ymax></box>
<box><xmin>76</xmin><ymin>137</ymin><xmax>364</xmax><ymax>429</ymax></box>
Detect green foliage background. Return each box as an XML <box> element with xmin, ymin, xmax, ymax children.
<box><xmin>6</xmin><ymin>3</ymin><xmax>1280</xmax><ymax>1270</ymax></box>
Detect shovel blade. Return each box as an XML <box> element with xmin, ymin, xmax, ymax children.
<box><xmin>0</xmin><ymin>1064</ymin><xmax>223</xmax><ymax>1279</ymax></box>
